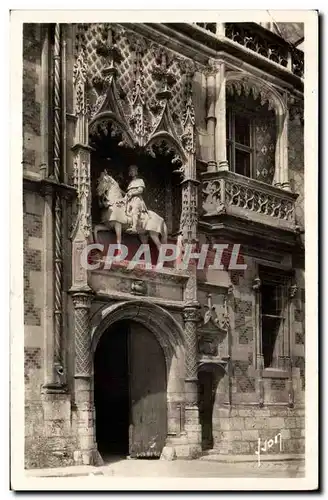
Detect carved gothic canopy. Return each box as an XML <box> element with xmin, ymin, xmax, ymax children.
<box><xmin>73</xmin><ymin>23</ymin><xmax>201</xmax><ymax>170</ymax></box>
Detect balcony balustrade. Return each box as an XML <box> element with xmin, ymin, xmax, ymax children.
<box><xmin>194</xmin><ymin>22</ymin><xmax>304</xmax><ymax>79</ymax></box>
<box><xmin>201</xmin><ymin>170</ymin><xmax>298</xmax><ymax>232</ymax></box>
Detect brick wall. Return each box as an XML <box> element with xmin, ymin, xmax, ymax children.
<box><xmin>24</xmin><ymin>211</ymin><xmax>42</xmax><ymax>325</ymax></box>
<box><xmin>23</xmin><ymin>23</ymin><xmax>42</xmax><ymax>175</ymax></box>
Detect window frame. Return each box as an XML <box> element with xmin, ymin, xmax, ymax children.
<box><xmin>260</xmin><ymin>271</ymin><xmax>288</xmax><ymax>370</ymax></box>
<box><xmin>255</xmin><ymin>266</ymin><xmax>294</xmax><ymax>376</ymax></box>
<box><xmin>226</xmin><ymin>106</ymin><xmax>256</xmax><ymax>179</ymax></box>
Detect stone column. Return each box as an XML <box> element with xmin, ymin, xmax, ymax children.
<box><xmin>253</xmin><ymin>277</ymin><xmax>264</xmax><ymax>406</ymax></box>
<box><xmin>275</xmin><ymin>110</ymin><xmax>290</xmax><ymax>191</ymax></box>
<box><xmin>69</xmin><ymin>46</ymin><xmax>102</xmax><ymax>464</ymax></box>
<box><xmin>183</xmin><ymin>301</ymin><xmax>202</xmax><ymax>457</ymax></box>
<box><xmin>205</xmin><ymin>67</ymin><xmax>217</xmax><ymax>172</ymax></box>
<box><xmin>41</xmin><ymin>24</ymin><xmax>66</xmax><ymax>392</ymax></box>
<box><xmin>71</xmin><ymin>290</ymin><xmax>99</xmax><ymax>465</ymax></box>
<box><xmin>179</xmin><ymin>74</ymin><xmax>202</xmax><ymax>457</ymax></box>
<box><xmin>287</xmin><ymin>284</ymin><xmax>298</xmax><ymax>407</ymax></box>
<box><xmin>216</xmin><ymin>23</ymin><xmax>225</xmax><ymax>37</ymax></box>
<box><xmin>214</xmin><ymin>61</ymin><xmax>229</xmax><ymax>171</ymax></box>
<box><xmin>40</xmin><ymin>25</ymin><xmax>49</xmax><ymax>179</ymax></box>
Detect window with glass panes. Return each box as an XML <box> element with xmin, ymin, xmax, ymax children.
<box><xmin>259</xmin><ymin>268</ymin><xmax>291</xmax><ymax>369</ymax></box>
<box><xmin>226</xmin><ymin>108</ymin><xmax>254</xmax><ymax>178</ymax></box>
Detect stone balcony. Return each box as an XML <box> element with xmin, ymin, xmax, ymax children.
<box><xmin>201</xmin><ymin>170</ymin><xmax>299</xmax><ymax>233</ymax></box>
<box><xmin>194</xmin><ymin>22</ymin><xmax>304</xmax><ymax>79</ymax></box>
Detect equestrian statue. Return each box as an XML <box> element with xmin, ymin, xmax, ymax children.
<box><xmin>93</xmin><ymin>164</ymin><xmax>168</xmax><ymax>251</ymax></box>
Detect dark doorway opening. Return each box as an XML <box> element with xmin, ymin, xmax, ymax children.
<box><xmin>94</xmin><ymin>319</ymin><xmax>167</xmax><ymax>461</ymax></box>
<box><xmin>94</xmin><ymin>320</ymin><xmax>130</xmax><ymax>459</ymax></box>
<box><xmin>199</xmin><ymin>370</ymin><xmax>215</xmax><ymax>451</ymax></box>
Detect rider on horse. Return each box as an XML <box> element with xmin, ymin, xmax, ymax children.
<box><xmin>125</xmin><ymin>165</ymin><xmax>148</xmax><ymax>234</ymax></box>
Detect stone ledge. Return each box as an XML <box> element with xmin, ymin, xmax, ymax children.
<box><xmin>25</xmin><ymin>465</ymin><xmax>104</xmax><ymax>477</ymax></box>
<box><xmin>199</xmin><ymin>453</ymin><xmax>305</xmax><ymax>463</ymax></box>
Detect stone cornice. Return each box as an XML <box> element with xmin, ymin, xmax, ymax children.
<box><xmin>128</xmin><ymin>23</ymin><xmax>303</xmax><ymax>93</ymax></box>
<box><xmin>23</xmin><ymin>174</ymin><xmax>77</xmax><ymax>200</ymax></box>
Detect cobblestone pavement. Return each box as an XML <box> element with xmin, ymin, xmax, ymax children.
<box><xmin>27</xmin><ymin>458</ymin><xmax>305</xmax><ymax>479</ymax></box>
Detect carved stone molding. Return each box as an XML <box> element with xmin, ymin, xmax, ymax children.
<box><xmin>289</xmin><ymin>284</ymin><xmax>298</xmax><ymax>299</ymax></box>
<box><xmin>225</xmin><ymin>73</ymin><xmax>286</xmax><ymax>115</ymax></box>
<box><xmin>183</xmin><ymin>302</ymin><xmax>201</xmax><ymax>323</ymax></box>
<box><xmin>252</xmin><ymin>276</ymin><xmax>261</xmax><ymax>292</ymax></box>
<box><xmin>71</xmin><ymin>290</ymin><xmax>94</xmax><ymax>310</ymax></box>
<box><xmin>130</xmin><ymin>280</ymin><xmax>147</xmax><ymax>296</ymax></box>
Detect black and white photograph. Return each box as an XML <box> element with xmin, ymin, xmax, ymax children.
<box><xmin>10</xmin><ymin>9</ymin><xmax>318</xmax><ymax>491</ymax></box>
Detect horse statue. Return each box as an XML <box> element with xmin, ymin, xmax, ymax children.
<box><xmin>93</xmin><ymin>169</ymin><xmax>168</xmax><ymax>251</ymax></box>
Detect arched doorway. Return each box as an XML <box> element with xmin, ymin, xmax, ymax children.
<box><xmin>94</xmin><ymin>319</ymin><xmax>167</xmax><ymax>460</ymax></box>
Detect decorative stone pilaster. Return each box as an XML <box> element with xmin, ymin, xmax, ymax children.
<box><xmin>41</xmin><ymin>24</ymin><xmax>66</xmax><ymax>393</ymax></box>
<box><xmin>70</xmin><ymin>290</ymin><xmax>99</xmax><ymax>465</ymax></box>
<box><xmin>253</xmin><ymin>276</ymin><xmax>264</xmax><ymax>407</ymax></box>
<box><xmin>205</xmin><ymin>63</ymin><xmax>217</xmax><ymax>172</ymax></box>
<box><xmin>276</xmin><ymin>110</ymin><xmax>290</xmax><ymax>191</ymax></box>
<box><xmin>69</xmin><ymin>45</ymin><xmax>101</xmax><ymax>465</ymax></box>
<box><xmin>177</xmin><ymin>69</ymin><xmax>202</xmax><ymax>457</ymax></box>
<box><xmin>214</xmin><ymin>60</ymin><xmax>229</xmax><ymax>171</ymax></box>
<box><xmin>287</xmin><ymin>284</ymin><xmax>298</xmax><ymax>407</ymax></box>
<box><xmin>183</xmin><ymin>302</ymin><xmax>202</xmax><ymax>457</ymax></box>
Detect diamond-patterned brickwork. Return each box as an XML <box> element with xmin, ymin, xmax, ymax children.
<box><xmin>294</xmin><ymin>356</ymin><xmax>305</xmax><ymax>391</ymax></box>
<box><xmin>24</xmin><ymin>212</ymin><xmax>42</xmax><ymax>326</ymax></box>
<box><xmin>234</xmin><ymin>360</ymin><xmax>255</xmax><ymax>393</ymax></box>
<box><xmin>271</xmin><ymin>379</ymin><xmax>286</xmax><ymax>391</ymax></box>
<box><xmin>255</xmin><ymin>116</ymin><xmax>276</xmax><ymax>184</ymax></box>
<box><xmin>79</xmin><ymin>23</ymin><xmax>185</xmax><ymax>124</ymax></box>
<box><xmin>24</xmin><ymin>347</ymin><xmax>41</xmax><ymax>383</ymax></box>
<box><xmin>234</xmin><ymin>298</ymin><xmax>253</xmax><ymax>345</ymax></box>
<box><xmin>288</xmin><ymin>118</ymin><xmax>304</xmax><ymax>228</ymax></box>
<box><xmin>295</xmin><ymin>331</ymin><xmax>305</xmax><ymax>345</ymax></box>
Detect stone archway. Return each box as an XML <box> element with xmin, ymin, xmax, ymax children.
<box><xmin>90</xmin><ymin>300</ymin><xmax>185</xmax><ymax>459</ymax></box>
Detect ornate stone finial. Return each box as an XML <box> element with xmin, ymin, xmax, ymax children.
<box><xmin>252</xmin><ymin>276</ymin><xmax>261</xmax><ymax>291</ymax></box>
<box><xmin>151</xmin><ymin>46</ymin><xmax>177</xmax><ymax>101</ymax></box>
<box><xmin>289</xmin><ymin>284</ymin><xmax>298</xmax><ymax>299</ymax></box>
<box><xmin>96</xmin><ymin>23</ymin><xmax>123</xmax><ymax>78</ymax></box>
<box><xmin>203</xmin><ymin>294</ymin><xmax>215</xmax><ymax>325</ymax></box>
<box><xmin>204</xmin><ymin>58</ymin><xmax>219</xmax><ymax>76</ymax></box>
<box><xmin>221</xmin><ymin>294</ymin><xmax>230</xmax><ymax>331</ymax></box>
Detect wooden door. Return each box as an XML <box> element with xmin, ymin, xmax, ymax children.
<box><xmin>128</xmin><ymin>322</ymin><xmax>167</xmax><ymax>458</ymax></box>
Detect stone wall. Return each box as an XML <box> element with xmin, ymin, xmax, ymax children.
<box><xmin>212</xmin><ymin>406</ymin><xmax>305</xmax><ymax>455</ymax></box>
<box><xmin>23</xmin><ymin>23</ymin><xmax>42</xmax><ymax>176</ymax></box>
<box><xmin>199</xmin><ymin>251</ymin><xmax>305</xmax><ymax>456</ymax></box>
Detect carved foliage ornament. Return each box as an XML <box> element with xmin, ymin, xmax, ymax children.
<box><xmin>73</xmin><ymin>50</ymin><xmax>88</xmax><ymax>116</ymax></box>
<box><xmin>71</xmin><ymin>149</ymin><xmax>92</xmax><ymax>239</ymax></box>
<box><xmin>226</xmin><ymin>78</ymin><xmax>276</xmax><ymax>112</ymax></box>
